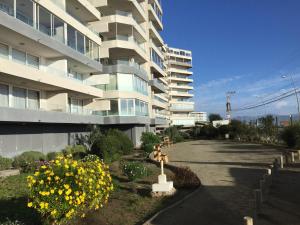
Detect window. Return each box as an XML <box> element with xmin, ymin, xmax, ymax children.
<box><xmin>0</xmin><ymin>83</ymin><xmax>9</xmax><ymax>107</ymax></box>
<box><xmin>53</xmin><ymin>15</ymin><xmax>65</xmax><ymax>43</ymax></box>
<box><xmin>108</xmin><ymin>99</ymin><xmax>118</xmax><ymax>116</ymax></box>
<box><xmin>0</xmin><ymin>0</ymin><xmax>14</xmax><ymax>16</ymax></box>
<box><xmin>77</xmin><ymin>32</ymin><xmax>85</xmax><ymax>54</ymax></box>
<box><xmin>13</xmin><ymin>87</ymin><xmax>26</xmax><ymax>109</ymax></box>
<box><xmin>27</xmin><ymin>90</ymin><xmax>39</xmax><ymax>109</ymax></box>
<box><xmin>120</xmin><ymin>99</ymin><xmax>134</xmax><ymax>116</ymax></box>
<box><xmin>12</xmin><ymin>48</ymin><xmax>26</xmax><ymax>64</ymax></box>
<box><xmin>38</xmin><ymin>6</ymin><xmax>51</xmax><ymax>36</ymax></box>
<box><xmin>27</xmin><ymin>54</ymin><xmax>39</xmax><ymax>68</ymax></box>
<box><xmin>67</xmin><ymin>25</ymin><xmax>76</xmax><ymax>50</ymax></box>
<box><xmin>118</xmin><ymin>74</ymin><xmax>133</xmax><ymax>91</ymax></box>
<box><xmin>16</xmin><ymin>0</ymin><xmax>34</xmax><ymax>26</ymax></box>
<box><xmin>70</xmin><ymin>98</ymin><xmax>83</xmax><ymax>114</ymax></box>
<box><xmin>0</xmin><ymin>42</ymin><xmax>9</xmax><ymax>58</ymax></box>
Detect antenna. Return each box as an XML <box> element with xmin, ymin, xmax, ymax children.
<box><xmin>226</xmin><ymin>91</ymin><xmax>236</xmax><ymax>120</ymax></box>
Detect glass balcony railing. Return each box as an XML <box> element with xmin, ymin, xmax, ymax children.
<box><xmin>115</xmin><ymin>10</ymin><xmax>146</xmax><ymax>33</ymax></box>
<box><xmin>0</xmin><ymin>0</ymin><xmax>100</xmax><ymax>62</ymax></box>
<box><xmin>107</xmin><ymin>35</ymin><xmax>146</xmax><ymax>53</ymax></box>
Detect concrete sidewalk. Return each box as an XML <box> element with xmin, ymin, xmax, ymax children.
<box><xmin>147</xmin><ymin>140</ymin><xmax>281</xmax><ymax>225</ymax></box>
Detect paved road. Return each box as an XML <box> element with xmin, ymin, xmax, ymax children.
<box><xmin>149</xmin><ymin>140</ymin><xmax>281</xmax><ymax>225</ymax></box>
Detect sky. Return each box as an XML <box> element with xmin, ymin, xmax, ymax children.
<box><xmin>161</xmin><ymin>0</ymin><xmax>300</xmax><ymax>118</ymax></box>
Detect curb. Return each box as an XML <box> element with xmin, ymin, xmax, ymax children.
<box><xmin>142</xmin><ymin>187</ymin><xmax>201</xmax><ymax>225</ymax></box>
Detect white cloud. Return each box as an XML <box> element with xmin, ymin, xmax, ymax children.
<box><xmin>275</xmin><ymin>101</ymin><xmax>288</xmax><ymax>109</ymax></box>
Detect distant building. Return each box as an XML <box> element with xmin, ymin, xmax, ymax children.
<box><xmin>212</xmin><ymin>120</ymin><xmax>230</xmax><ymax>128</ymax></box>
<box><xmin>191</xmin><ymin>112</ymin><xmax>208</xmax><ymax>123</ymax></box>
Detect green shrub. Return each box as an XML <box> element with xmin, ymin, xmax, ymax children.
<box><xmin>1</xmin><ymin>219</ymin><xmax>24</xmax><ymax>225</ymax></box>
<box><xmin>12</xmin><ymin>151</ymin><xmax>46</xmax><ymax>172</ymax></box>
<box><xmin>107</xmin><ymin>129</ymin><xmax>134</xmax><ymax>155</ymax></box>
<box><xmin>281</xmin><ymin>125</ymin><xmax>300</xmax><ymax>148</ymax></box>
<box><xmin>122</xmin><ymin>161</ymin><xmax>150</xmax><ymax>181</ymax></box>
<box><xmin>46</xmin><ymin>152</ymin><xmax>62</xmax><ymax>161</ymax></box>
<box><xmin>141</xmin><ymin>132</ymin><xmax>161</xmax><ymax>146</ymax></box>
<box><xmin>164</xmin><ymin>126</ymin><xmax>184</xmax><ymax>143</ymax></box>
<box><xmin>143</xmin><ymin>143</ymin><xmax>155</xmax><ymax>155</ymax></box>
<box><xmin>92</xmin><ymin>135</ymin><xmax>121</xmax><ymax>163</ymax></box>
<box><xmin>62</xmin><ymin>145</ymin><xmax>87</xmax><ymax>160</ymax></box>
<box><xmin>0</xmin><ymin>156</ymin><xmax>13</xmax><ymax>170</ymax></box>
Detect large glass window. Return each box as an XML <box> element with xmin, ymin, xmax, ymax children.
<box><xmin>0</xmin><ymin>83</ymin><xmax>9</xmax><ymax>107</ymax></box>
<box><xmin>0</xmin><ymin>42</ymin><xmax>9</xmax><ymax>58</ymax></box>
<box><xmin>12</xmin><ymin>48</ymin><xmax>26</xmax><ymax>64</ymax></box>
<box><xmin>38</xmin><ymin>6</ymin><xmax>51</xmax><ymax>36</ymax></box>
<box><xmin>0</xmin><ymin>0</ymin><xmax>14</xmax><ymax>16</ymax></box>
<box><xmin>92</xmin><ymin>41</ymin><xmax>99</xmax><ymax>61</ymax></box>
<box><xmin>27</xmin><ymin>54</ymin><xmax>39</xmax><ymax>69</ymax></box>
<box><xmin>13</xmin><ymin>87</ymin><xmax>26</xmax><ymax>109</ymax></box>
<box><xmin>108</xmin><ymin>99</ymin><xmax>118</xmax><ymax>116</ymax></box>
<box><xmin>70</xmin><ymin>98</ymin><xmax>83</xmax><ymax>114</ymax></box>
<box><xmin>118</xmin><ymin>74</ymin><xmax>133</xmax><ymax>91</ymax></box>
<box><xmin>27</xmin><ymin>90</ymin><xmax>39</xmax><ymax>109</ymax></box>
<box><xmin>16</xmin><ymin>0</ymin><xmax>34</xmax><ymax>26</ymax></box>
<box><xmin>53</xmin><ymin>15</ymin><xmax>65</xmax><ymax>43</ymax></box>
<box><xmin>77</xmin><ymin>32</ymin><xmax>85</xmax><ymax>54</ymax></box>
<box><xmin>67</xmin><ymin>25</ymin><xmax>76</xmax><ymax>50</ymax></box>
<box><xmin>85</xmin><ymin>38</ymin><xmax>92</xmax><ymax>58</ymax></box>
<box><xmin>120</xmin><ymin>99</ymin><xmax>134</xmax><ymax>116</ymax></box>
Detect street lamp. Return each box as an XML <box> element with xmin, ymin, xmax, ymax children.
<box><xmin>281</xmin><ymin>74</ymin><xmax>300</xmax><ymax>118</ymax></box>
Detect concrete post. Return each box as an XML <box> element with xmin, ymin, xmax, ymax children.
<box><xmin>280</xmin><ymin>155</ymin><xmax>284</xmax><ymax>168</ymax></box>
<box><xmin>254</xmin><ymin>189</ymin><xmax>262</xmax><ymax>212</ymax></box>
<box><xmin>298</xmin><ymin>150</ymin><xmax>300</xmax><ymax>160</ymax></box>
<box><xmin>244</xmin><ymin>216</ymin><xmax>254</xmax><ymax>225</ymax></box>
<box><xmin>267</xmin><ymin>168</ymin><xmax>272</xmax><ymax>175</ymax></box>
<box><xmin>291</xmin><ymin>152</ymin><xmax>295</xmax><ymax>163</ymax></box>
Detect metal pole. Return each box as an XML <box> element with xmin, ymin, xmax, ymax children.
<box><xmin>289</xmin><ymin>74</ymin><xmax>300</xmax><ymax>119</ymax></box>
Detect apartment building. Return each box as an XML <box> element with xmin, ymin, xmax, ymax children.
<box><xmin>0</xmin><ymin>0</ymin><xmax>197</xmax><ymax>156</ymax></box>
<box><xmin>0</xmin><ymin>0</ymin><xmax>111</xmax><ymax>156</ymax></box>
<box><xmin>166</xmin><ymin>47</ymin><xmax>195</xmax><ymax>127</ymax></box>
<box><xmin>87</xmin><ymin>0</ymin><xmax>169</xmax><ymax>146</ymax></box>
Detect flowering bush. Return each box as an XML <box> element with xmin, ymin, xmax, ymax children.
<box><xmin>122</xmin><ymin>162</ymin><xmax>150</xmax><ymax>181</ymax></box>
<box><xmin>27</xmin><ymin>155</ymin><xmax>113</xmax><ymax>224</ymax></box>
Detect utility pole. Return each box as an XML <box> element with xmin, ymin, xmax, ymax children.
<box><xmin>282</xmin><ymin>74</ymin><xmax>300</xmax><ymax>119</ymax></box>
<box><xmin>226</xmin><ymin>91</ymin><xmax>236</xmax><ymax>121</ymax></box>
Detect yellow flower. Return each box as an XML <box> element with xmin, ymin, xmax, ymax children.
<box><xmin>54</xmin><ymin>176</ymin><xmax>60</xmax><ymax>181</ymax></box>
<box><xmin>40</xmin><ymin>202</ymin><xmax>45</xmax><ymax>209</ymax></box>
<box><xmin>41</xmin><ymin>165</ymin><xmax>47</xmax><ymax>169</ymax></box>
<box><xmin>65</xmin><ymin>189</ymin><xmax>72</xmax><ymax>196</ymax></box>
<box><xmin>44</xmin><ymin>203</ymin><xmax>49</xmax><ymax>209</ymax></box>
<box><xmin>39</xmin><ymin>180</ymin><xmax>44</xmax><ymax>185</ymax></box>
<box><xmin>34</xmin><ymin>172</ymin><xmax>40</xmax><ymax>176</ymax></box>
<box><xmin>64</xmin><ymin>184</ymin><xmax>70</xmax><ymax>189</ymax></box>
<box><xmin>50</xmin><ymin>189</ymin><xmax>55</xmax><ymax>194</ymax></box>
<box><xmin>27</xmin><ymin>202</ymin><xmax>33</xmax><ymax>208</ymax></box>
<box><xmin>58</xmin><ymin>190</ymin><xmax>63</xmax><ymax>195</ymax></box>
<box><xmin>81</xmin><ymin>213</ymin><xmax>86</xmax><ymax>218</ymax></box>
<box><xmin>51</xmin><ymin>209</ymin><xmax>57</xmax><ymax>215</ymax></box>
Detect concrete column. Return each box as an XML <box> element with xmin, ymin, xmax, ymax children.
<box><xmin>291</xmin><ymin>152</ymin><xmax>295</xmax><ymax>163</ymax></box>
<box><xmin>254</xmin><ymin>189</ymin><xmax>262</xmax><ymax>212</ymax></box>
<box><xmin>298</xmin><ymin>150</ymin><xmax>300</xmax><ymax>160</ymax></box>
<box><xmin>280</xmin><ymin>155</ymin><xmax>284</xmax><ymax>168</ymax></box>
<box><xmin>244</xmin><ymin>217</ymin><xmax>253</xmax><ymax>225</ymax></box>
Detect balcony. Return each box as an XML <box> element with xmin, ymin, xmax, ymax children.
<box><xmin>102</xmin><ymin>35</ymin><xmax>148</xmax><ymax>62</ymax></box>
<box><xmin>169</xmin><ymin>60</ymin><xmax>192</xmax><ymax>68</ymax></box>
<box><xmin>149</xmin><ymin>79</ymin><xmax>166</xmax><ymax>93</ymax></box>
<box><xmin>170</xmin><ymin>103</ymin><xmax>194</xmax><ymax>112</ymax></box>
<box><xmin>149</xmin><ymin>22</ymin><xmax>164</xmax><ymax>46</ymax></box>
<box><xmin>0</xmin><ymin>56</ymin><xmax>103</xmax><ymax>98</ymax></box>
<box><xmin>169</xmin><ymin>91</ymin><xmax>193</xmax><ymax>97</ymax></box>
<box><xmin>170</xmin><ymin>117</ymin><xmax>195</xmax><ymax>127</ymax></box>
<box><xmin>169</xmin><ymin>84</ymin><xmax>194</xmax><ymax>90</ymax></box>
<box><xmin>168</xmin><ymin>76</ymin><xmax>193</xmax><ymax>83</ymax></box>
<box><xmin>148</xmin><ymin>2</ymin><xmax>163</xmax><ymax>31</ymax></box>
<box><xmin>0</xmin><ymin>1</ymin><xmax>102</xmax><ymax>72</ymax></box>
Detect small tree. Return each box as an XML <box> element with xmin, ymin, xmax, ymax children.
<box><xmin>209</xmin><ymin>114</ymin><xmax>222</xmax><ymax>123</ymax></box>
<box><xmin>75</xmin><ymin>126</ymin><xmax>102</xmax><ymax>152</ymax></box>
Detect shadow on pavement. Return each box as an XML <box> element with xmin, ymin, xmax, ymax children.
<box><xmin>149</xmin><ymin>166</ymin><xmax>266</xmax><ymax>225</ymax></box>
<box><xmin>171</xmin><ymin>160</ymin><xmax>269</xmax><ymax>168</ymax></box>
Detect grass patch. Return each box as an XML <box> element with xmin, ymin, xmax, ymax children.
<box><xmin>0</xmin><ymin>173</ymin><xmax>42</xmax><ymax>225</ymax></box>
